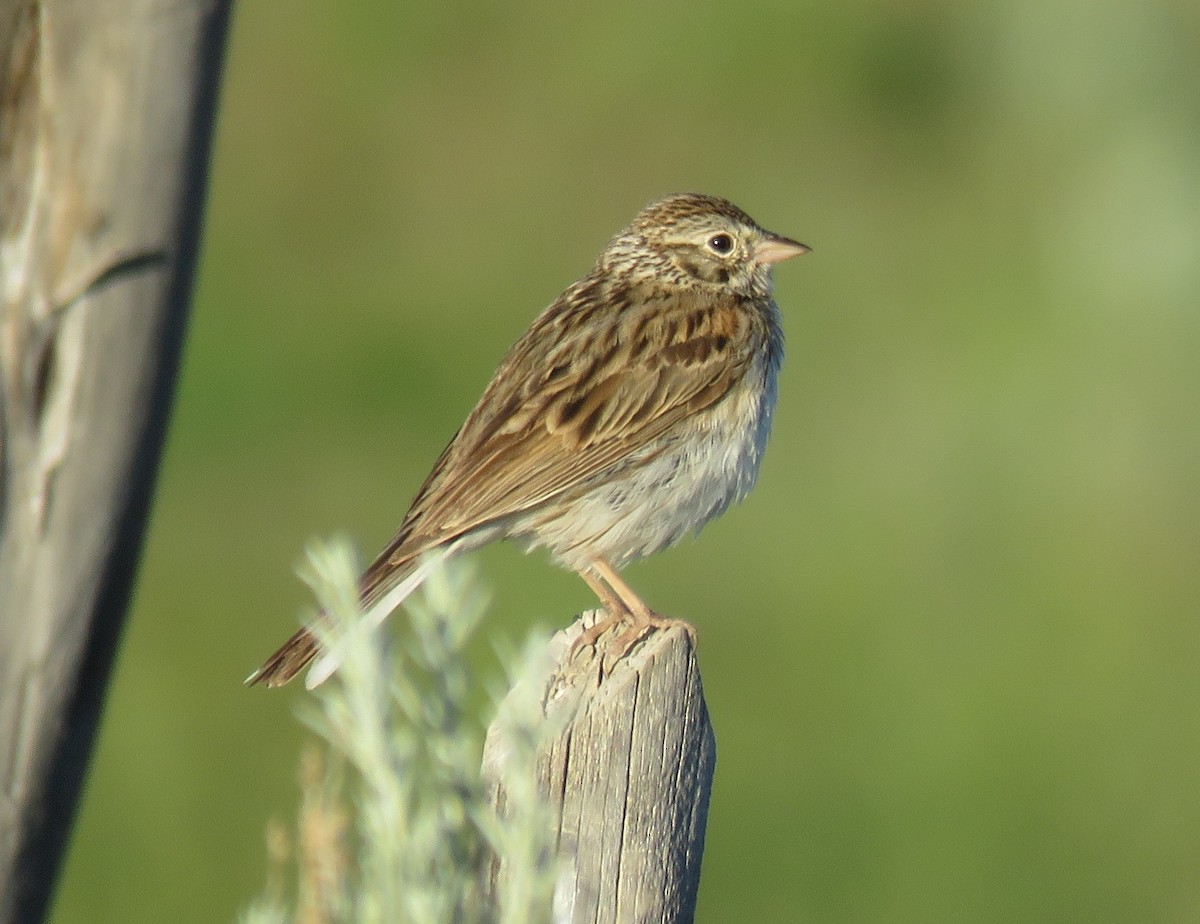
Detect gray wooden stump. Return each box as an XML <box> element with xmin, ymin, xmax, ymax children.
<box><xmin>484</xmin><ymin>610</ymin><xmax>717</xmax><ymax>924</ymax></box>
<box><xmin>0</xmin><ymin>2</ymin><xmax>230</xmax><ymax>920</ymax></box>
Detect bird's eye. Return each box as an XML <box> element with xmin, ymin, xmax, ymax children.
<box><xmin>706</xmin><ymin>233</ymin><xmax>734</xmax><ymax>255</ymax></box>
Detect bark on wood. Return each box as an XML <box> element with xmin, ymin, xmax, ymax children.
<box><xmin>0</xmin><ymin>2</ymin><xmax>231</xmax><ymax>921</ymax></box>
<box><xmin>484</xmin><ymin>611</ymin><xmax>717</xmax><ymax>924</ymax></box>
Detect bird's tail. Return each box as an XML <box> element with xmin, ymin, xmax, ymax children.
<box><xmin>245</xmin><ymin>624</ymin><xmax>321</xmax><ymax>688</ymax></box>
<box><xmin>245</xmin><ymin>542</ymin><xmax>457</xmax><ymax>689</ymax></box>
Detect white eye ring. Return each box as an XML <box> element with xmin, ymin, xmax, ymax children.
<box><xmin>706</xmin><ymin>233</ymin><xmax>735</xmax><ymax>255</ymax></box>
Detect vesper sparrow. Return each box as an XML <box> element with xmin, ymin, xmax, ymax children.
<box><xmin>249</xmin><ymin>193</ymin><xmax>808</xmax><ymax>688</ymax></box>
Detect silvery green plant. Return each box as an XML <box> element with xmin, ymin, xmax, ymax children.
<box><xmin>242</xmin><ymin>538</ymin><xmax>563</xmax><ymax>924</ymax></box>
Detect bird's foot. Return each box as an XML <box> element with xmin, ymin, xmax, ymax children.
<box><xmin>570</xmin><ymin>609</ymin><xmax>625</xmax><ymax>661</ymax></box>
<box><xmin>571</xmin><ymin>609</ymin><xmax>694</xmax><ymax>678</ymax></box>
<box><xmin>606</xmin><ymin>612</ymin><xmax>694</xmax><ymax>665</ymax></box>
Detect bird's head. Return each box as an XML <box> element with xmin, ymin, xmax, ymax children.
<box><xmin>605</xmin><ymin>193</ymin><xmax>809</xmax><ymax>299</ymax></box>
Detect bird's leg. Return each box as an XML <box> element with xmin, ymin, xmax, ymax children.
<box><xmin>583</xmin><ymin>559</ymin><xmax>696</xmax><ymax>664</ymax></box>
<box><xmin>571</xmin><ymin>566</ymin><xmax>632</xmax><ymax>656</ymax></box>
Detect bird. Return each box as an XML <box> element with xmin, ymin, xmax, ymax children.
<box><xmin>247</xmin><ymin>192</ymin><xmax>809</xmax><ymax>688</ymax></box>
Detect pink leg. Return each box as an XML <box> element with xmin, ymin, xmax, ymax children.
<box><xmin>572</xmin><ymin>567</ymin><xmax>631</xmax><ymax>653</ymax></box>
<box><xmin>574</xmin><ymin>558</ymin><xmax>695</xmax><ymax>664</ymax></box>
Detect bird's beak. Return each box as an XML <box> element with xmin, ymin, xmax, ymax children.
<box><xmin>755</xmin><ymin>234</ymin><xmax>811</xmax><ymax>265</ymax></box>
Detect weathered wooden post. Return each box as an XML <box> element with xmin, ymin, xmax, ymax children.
<box><xmin>0</xmin><ymin>2</ymin><xmax>231</xmax><ymax>921</ymax></box>
<box><xmin>484</xmin><ymin>611</ymin><xmax>716</xmax><ymax>924</ymax></box>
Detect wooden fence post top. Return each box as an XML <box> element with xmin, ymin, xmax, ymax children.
<box><xmin>485</xmin><ymin>610</ymin><xmax>717</xmax><ymax>924</ymax></box>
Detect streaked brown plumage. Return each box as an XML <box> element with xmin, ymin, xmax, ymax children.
<box><xmin>248</xmin><ymin>193</ymin><xmax>808</xmax><ymax>688</ymax></box>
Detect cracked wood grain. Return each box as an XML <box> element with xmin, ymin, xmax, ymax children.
<box><xmin>484</xmin><ymin>611</ymin><xmax>716</xmax><ymax>924</ymax></box>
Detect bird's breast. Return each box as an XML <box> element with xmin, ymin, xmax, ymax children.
<box><xmin>514</xmin><ymin>322</ymin><xmax>782</xmax><ymax>571</ymax></box>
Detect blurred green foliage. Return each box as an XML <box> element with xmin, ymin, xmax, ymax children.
<box><xmin>52</xmin><ymin>1</ymin><xmax>1200</xmax><ymax>921</ymax></box>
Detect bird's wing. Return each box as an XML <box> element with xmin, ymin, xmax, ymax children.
<box><xmin>357</xmin><ymin>285</ymin><xmax>766</xmax><ymax>603</ymax></box>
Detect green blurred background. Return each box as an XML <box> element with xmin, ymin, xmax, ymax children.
<box><xmin>51</xmin><ymin>0</ymin><xmax>1200</xmax><ymax>921</ymax></box>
